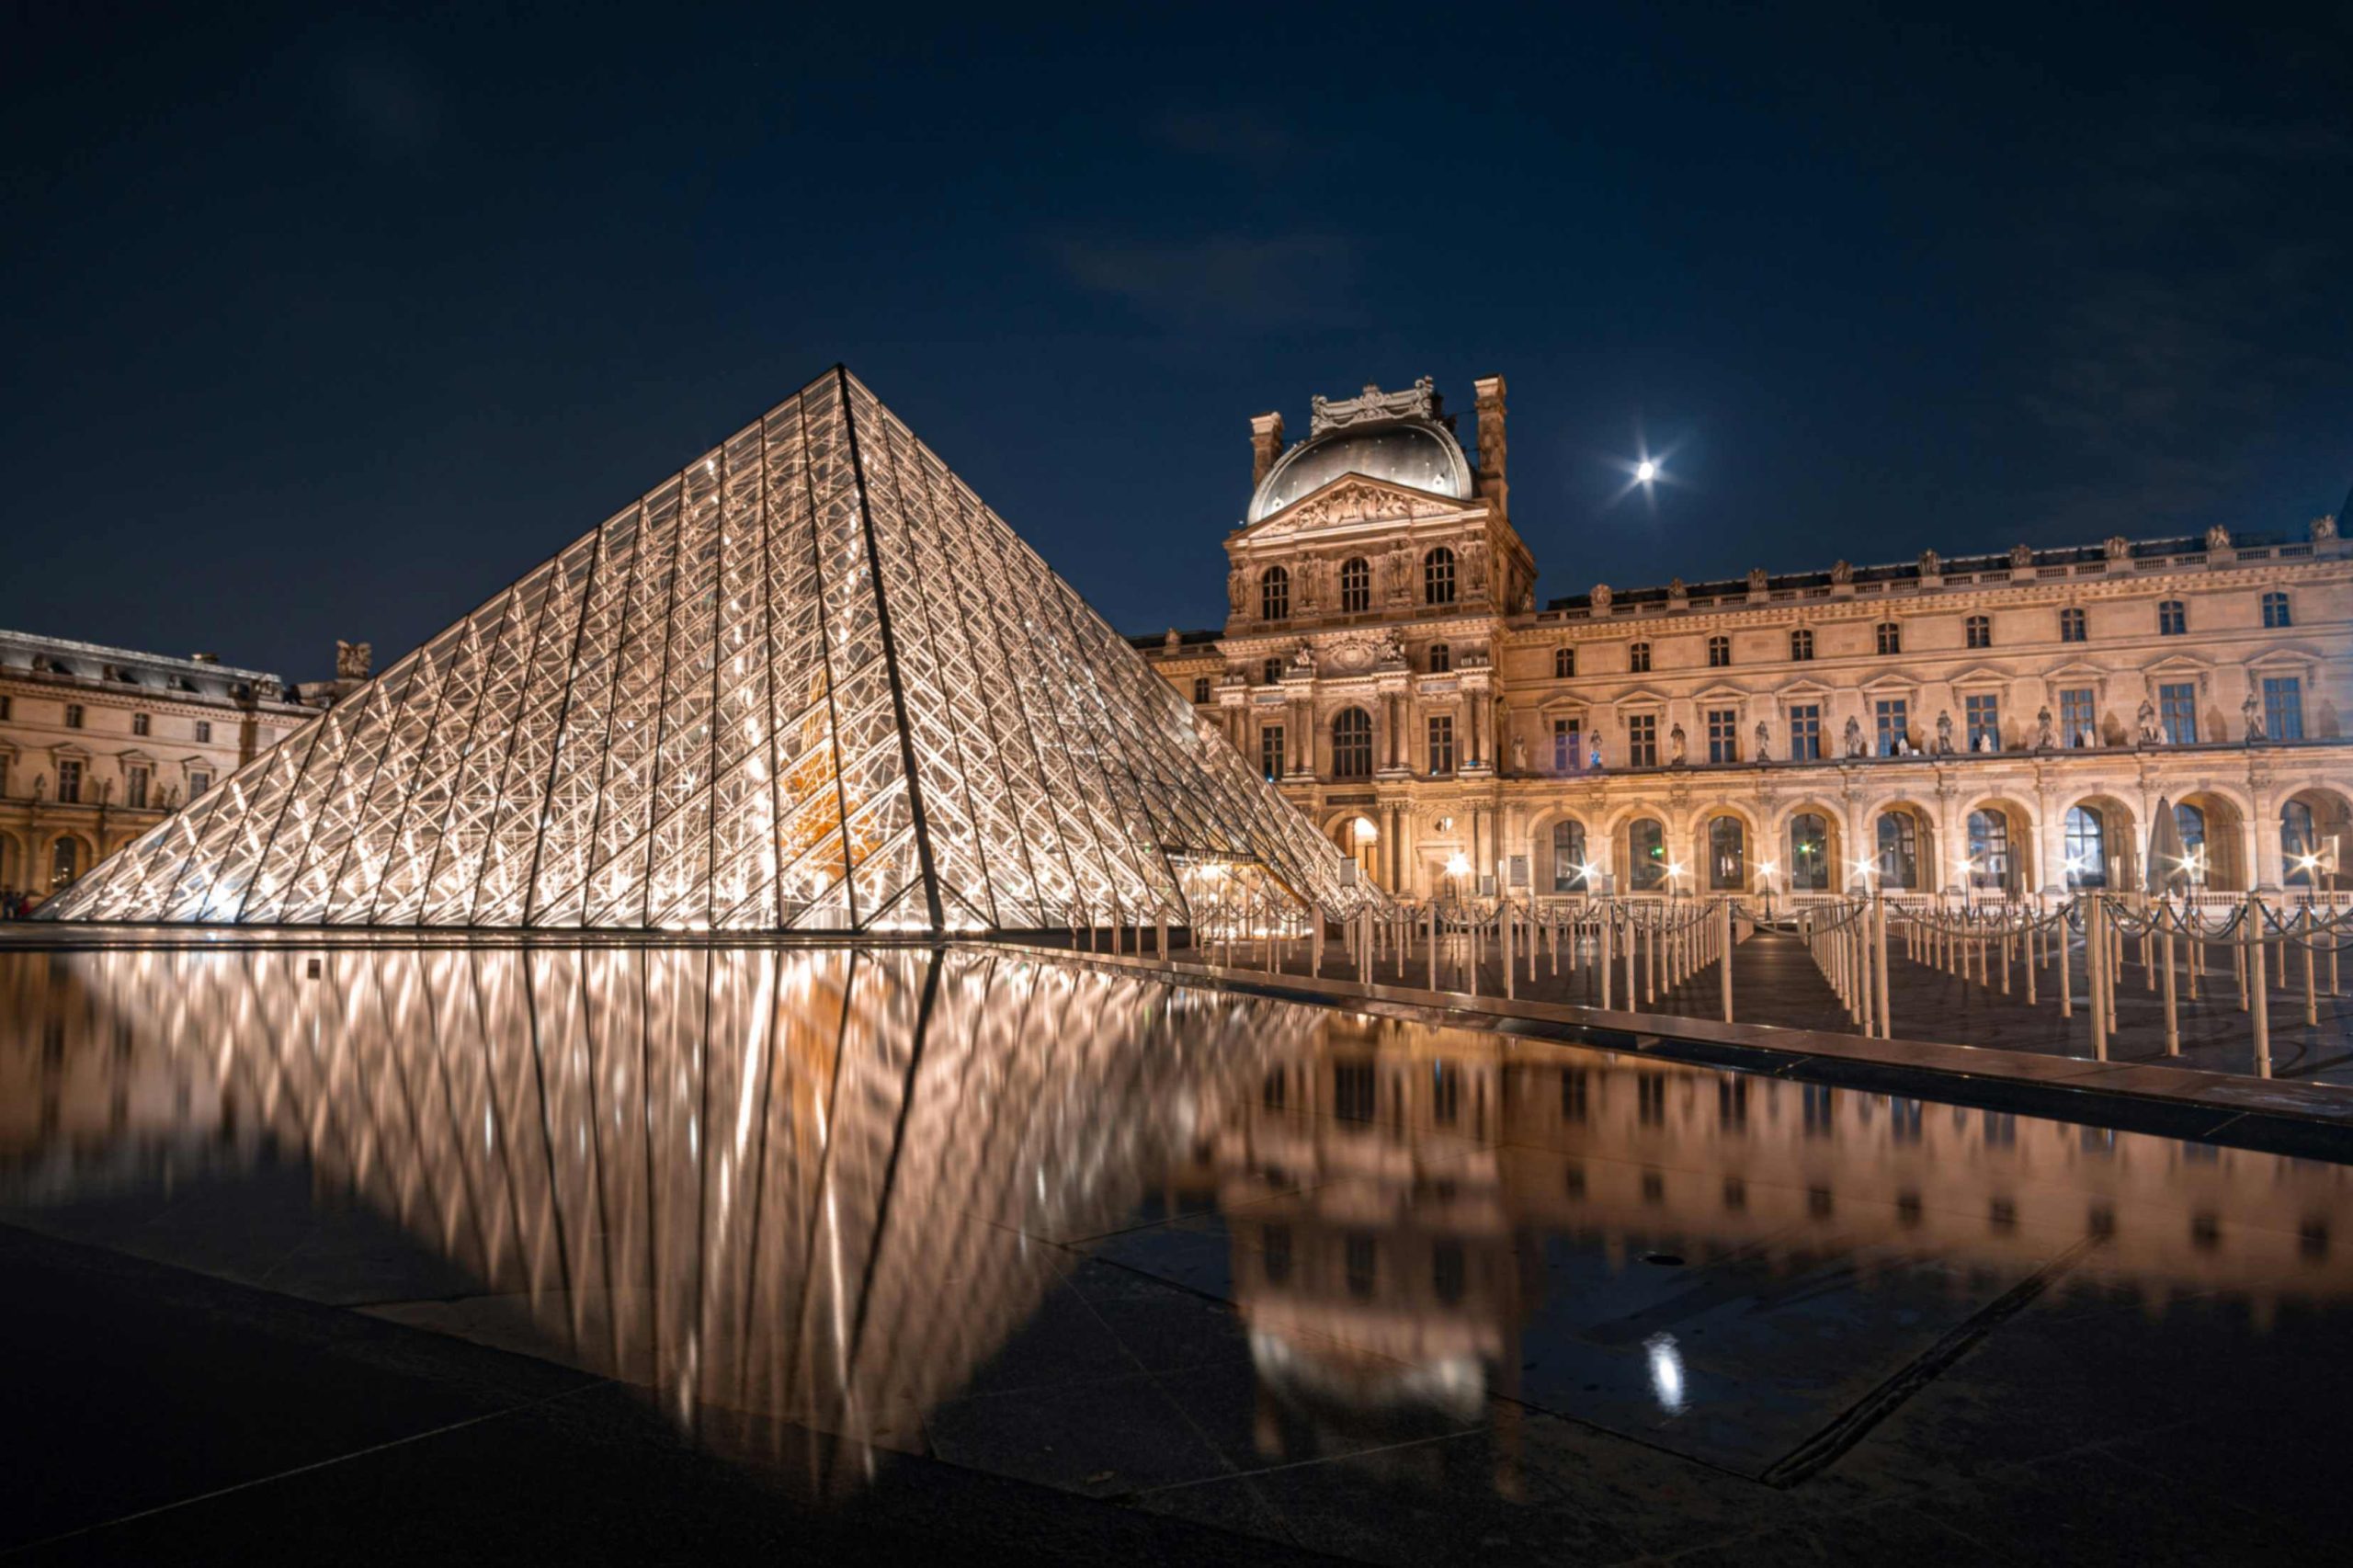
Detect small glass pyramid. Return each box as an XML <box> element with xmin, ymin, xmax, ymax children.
<box><xmin>44</xmin><ymin>369</ymin><xmax>1371</xmax><ymax>932</ymax></box>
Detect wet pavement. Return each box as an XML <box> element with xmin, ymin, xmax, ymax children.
<box><xmin>6</xmin><ymin>942</ymin><xmax>2353</xmax><ymax>1563</ymax></box>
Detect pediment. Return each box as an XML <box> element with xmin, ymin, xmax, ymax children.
<box><xmin>1859</xmin><ymin>670</ymin><xmax>1919</xmax><ymax>693</ymax></box>
<box><xmin>1946</xmin><ymin>663</ymin><xmax>2010</xmax><ymax>689</ymax></box>
<box><xmin>2143</xmin><ymin>652</ymin><xmax>2210</xmax><ymax>676</ymax></box>
<box><xmin>1616</xmin><ymin>686</ymin><xmax>1670</xmax><ymax>708</ymax></box>
<box><xmin>1238</xmin><ymin>473</ymin><xmax>1473</xmax><ymax>542</ymax></box>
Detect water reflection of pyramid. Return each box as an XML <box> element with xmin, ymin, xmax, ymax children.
<box><xmin>45</xmin><ymin>368</ymin><xmax>1365</xmax><ymax>931</ymax></box>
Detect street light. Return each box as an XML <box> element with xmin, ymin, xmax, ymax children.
<box><xmin>1635</xmin><ymin>459</ymin><xmax>1659</xmax><ymax>484</ymax></box>
<box><xmin>1445</xmin><ymin>851</ymin><xmax>1471</xmax><ymax>902</ymax></box>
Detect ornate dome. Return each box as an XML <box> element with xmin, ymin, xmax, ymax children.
<box><xmin>1247</xmin><ymin>419</ymin><xmax>1472</xmax><ymax>524</ymax></box>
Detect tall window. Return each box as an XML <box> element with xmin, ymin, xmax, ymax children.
<box><xmin>1339</xmin><ymin>557</ymin><xmax>1370</xmax><ymax>614</ymax></box>
<box><xmin>2060</xmin><ymin>607</ymin><xmax>2086</xmax><ymax>642</ymax></box>
<box><xmin>1424</xmin><ymin>547</ymin><xmax>1456</xmax><ymax>606</ymax></box>
<box><xmin>1551</xmin><ymin>820</ymin><xmax>1587</xmax><ymax>892</ymax></box>
<box><xmin>64</xmin><ymin>703</ymin><xmax>85</xmax><ymax>729</ymax></box>
<box><xmin>126</xmin><ymin>765</ymin><xmax>150</xmax><ymax>809</ymax></box>
<box><xmin>2282</xmin><ymin>800</ymin><xmax>2319</xmax><ymax>886</ymax></box>
<box><xmin>2061</xmin><ymin>687</ymin><xmax>2097</xmax><ymax>747</ymax></box>
<box><xmin>1876</xmin><ymin>621</ymin><xmax>1901</xmax><ymax>655</ymax></box>
<box><xmin>2157</xmin><ymin>599</ymin><xmax>2186</xmax><ymax>636</ymax></box>
<box><xmin>1629</xmin><ymin>641</ymin><xmax>1651</xmax><ymax>674</ymax></box>
<box><xmin>1191</xmin><ymin>676</ymin><xmax>1211</xmax><ymax>704</ymax></box>
<box><xmin>1707</xmin><ymin>634</ymin><xmax>1731</xmax><ymax>668</ymax></box>
<box><xmin>55</xmin><ymin>758</ymin><xmax>83</xmax><ymax>803</ymax></box>
<box><xmin>1330</xmin><ymin>708</ymin><xmax>1372</xmax><ymax>778</ymax></box>
<box><xmin>1875</xmin><ymin>811</ymin><xmax>1920</xmax><ymax>889</ymax></box>
<box><xmin>1964</xmin><ymin>693</ymin><xmax>2000</xmax><ymax>750</ymax></box>
<box><xmin>131</xmin><ymin>711</ymin><xmax>151</xmax><ymax>736</ymax></box>
<box><xmin>1788</xmin><ymin>703</ymin><xmax>1822</xmax><ymax>761</ymax></box>
<box><xmin>1427</xmin><ymin>714</ymin><xmax>1455</xmax><ymax>775</ymax></box>
<box><xmin>1788</xmin><ymin>813</ymin><xmax>1830</xmax><ymax>890</ymax></box>
<box><xmin>1966</xmin><ymin>810</ymin><xmax>2011</xmax><ymax>891</ymax></box>
<box><xmin>2261</xmin><ymin>590</ymin><xmax>2290</xmax><ymax>629</ymax></box>
<box><xmin>1553</xmin><ymin>645</ymin><xmax>1574</xmax><ymax>678</ymax></box>
<box><xmin>1874</xmin><ymin>698</ymin><xmax>1909</xmax><ymax>756</ymax></box>
<box><xmin>2063</xmin><ymin>805</ymin><xmax>2108</xmax><ymax>887</ymax></box>
<box><xmin>1628</xmin><ymin>818</ymin><xmax>1667</xmax><ymax>890</ymax></box>
<box><xmin>1708</xmin><ymin>816</ymin><xmax>1746</xmax><ymax>890</ymax></box>
<box><xmin>1259</xmin><ymin>724</ymin><xmax>1286</xmax><ymax>780</ymax></box>
<box><xmin>0</xmin><ymin>695</ymin><xmax>9</xmax><ymax>721</ymax></box>
<box><xmin>1790</xmin><ymin>628</ymin><xmax>1813</xmax><ymax>662</ymax></box>
<box><xmin>194</xmin><ymin>721</ymin><xmax>212</xmax><ymax>743</ymax></box>
<box><xmin>1259</xmin><ymin>564</ymin><xmax>1290</xmax><ymax>620</ymax></box>
<box><xmin>1262</xmin><ymin>656</ymin><xmax>1282</xmax><ymax>685</ymax></box>
<box><xmin>2158</xmin><ymin>682</ymin><xmax>2197</xmax><ymax>744</ymax></box>
<box><xmin>1965</xmin><ymin>614</ymin><xmax>1991</xmax><ymax>649</ymax></box>
<box><xmin>1627</xmin><ymin>713</ymin><xmax>1658</xmax><ymax>767</ymax></box>
<box><xmin>0</xmin><ymin>756</ymin><xmax>9</xmax><ymax>797</ymax></box>
<box><xmin>188</xmin><ymin>769</ymin><xmax>212</xmax><ymax>796</ymax></box>
<box><xmin>1706</xmin><ymin>708</ymin><xmax>1738</xmax><ymax>764</ymax></box>
<box><xmin>2264</xmin><ymin>676</ymin><xmax>2304</xmax><ymax>740</ymax></box>
<box><xmin>1427</xmin><ymin>642</ymin><xmax>1450</xmax><ymax>674</ymax></box>
<box><xmin>1552</xmin><ymin>716</ymin><xmax>1582</xmax><ymax>772</ymax></box>
<box><xmin>50</xmin><ymin>836</ymin><xmax>80</xmax><ymax>890</ymax></box>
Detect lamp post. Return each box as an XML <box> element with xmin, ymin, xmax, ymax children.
<box><xmin>1759</xmin><ymin>858</ymin><xmax>1779</xmax><ymax>926</ymax></box>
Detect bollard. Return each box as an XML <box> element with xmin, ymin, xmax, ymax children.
<box><xmin>2087</xmin><ymin>897</ymin><xmax>2109</xmax><ymax>1061</ymax></box>
<box><xmin>1721</xmin><ymin>897</ymin><xmax>1734</xmax><ymax>1023</ymax></box>
<box><xmin>2249</xmin><ymin>892</ymin><xmax>2272</xmax><ymax>1077</ymax></box>
<box><xmin>2161</xmin><ymin>924</ymin><xmax>2179</xmax><ymax>1055</ymax></box>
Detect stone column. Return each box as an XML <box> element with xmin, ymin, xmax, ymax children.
<box><xmin>1249</xmin><ymin>412</ymin><xmax>1286</xmax><ymax>487</ymax></box>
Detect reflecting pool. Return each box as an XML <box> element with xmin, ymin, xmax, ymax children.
<box><xmin>6</xmin><ymin>943</ymin><xmax>2353</xmax><ymax>1558</ymax></box>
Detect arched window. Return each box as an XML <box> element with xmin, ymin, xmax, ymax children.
<box><xmin>2157</xmin><ymin>599</ymin><xmax>2186</xmax><ymax>636</ymax></box>
<box><xmin>2060</xmin><ymin>607</ymin><xmax>2086</xmax><ymax>642</ymax></box>
<box><xmin>1427</xmin><ymin>642</ymin><xmax>1450</xmax><ymax>674</ymax></box>
<box><xmin>1788</xmin><ymin>812</ymin><xmax>1830</xmax><ymax>891</ymax></box>
<box><xmin>1553</xmin><ymin>645</ymin><xmax>1574</xmax><ymax>678</ymax></box>
<box><xmin>1259</xmin><ymin>564</ymin><xmax>1290</xmax><ymax>620</ymax></box>
<box><xmin>2262</xmin><ymin>590</ymin><xmax>2291</xmax><ymax>629</ymax></box>
<box><xmin>1628</xmin><ymin>818</ymin><xmax>1667</xmax><ymax>890</ymax></box>
<box><xmin>1790</xmin><ymin>628</ymin><xmax>1814</xmax><ymax>662</ymax></box>
<box><xmin>1551</xmin><ymin>820</ymin><xmax>1587</xmax><ymax>892</ymax></box>
<box><xmin>1876</xmin><ymin>811</ymin><xmax>1921</xmax><ymax>889</ymax></box>
<box><xmin>2175</xmin><ymin>802</ymin><xmax>2208</xmax><ymax>884</ymax></box>
<box><xmin>1965</xmin><ymin>614</ymin><xmax>1991</xmax><ymax>649</ymax></box>
<box><xmin>1966</xmin><ymin>809</ymin><xmax>2012</xmax><ymax>891</ymax></box>
<box><xmin>1423</xmin><ymin>547</ymin><xmax>1456</xmax><ymax>606</ymax></box>
<box><xmin>1330</xmin><ymin>707</ymin><xmax>1373</xmax><ymax>778</ymax></box>
<box><xmin>1191</xmin><ymin>676</ymin><xmax>1211</xmax><ymax>704</ymax></box>
<box><xmin>2063</xmin><ymin>805</ymin><xmax>2108</xmax><ymax>888</ymax></box>
<box><xmin>1339</xmin><ymin>557</ymin><xmax>1370</xmax><ymax>614</ymax></box>
<box><xmin>49</xmin><ymin>835</ymin><xmax>80</xmax><ymax>890</ymax></box>
<box><xmin>1876</xmin><ymin>621</ymin><xmax>1902</xmax><ymax>655</ymax></box>
<box><xmin>1629</xmin><ymin>641</ymin><xmax>1651</xmax><ymax>674</ymax></box>
<box><xmin>1707</xmin><ymin>634</ymin><xmax>1732</xmax><ymax>668</ymax></box>
<box><xmin>2282</xmin><ymin>800</ymin><xmax>2319</xmax><ymax>886</ymax></box>
<box><xmin>1708</xmin><ymin>816</ymin><xmax>1746</xmax><ymax>890</ymax></box>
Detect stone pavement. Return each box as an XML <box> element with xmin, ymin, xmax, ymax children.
<box><xmin>1172</xmin><ymin>926</ymin><xmax>2353</xmax><ymax>1086</ymax></box>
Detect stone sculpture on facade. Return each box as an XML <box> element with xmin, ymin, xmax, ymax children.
<box><xmin>2009</xmin><ymin>542</ymin><xmax>2035</xmax><ymax>569</ymax></box>
<box><xmin>1843</xmin><ymin>715</ymin><xmax>1866</xmax><ymax>757</ymax></box>
<box><xmin>2037</xmin><ymin>706</ymin><xmax>2056</xmax><ymax>751</ymax></box>
<box><xmin>1747</xmin><ymin>567</ymin><xmax>1768</xmax><ymax>596</ymax></box>
<box><xmin>2244</xmin><ymin>688</ymin><xmax>2265</xmax><ymax>742</ymax></box>
<box><xmin>1590</xmin><ymin>584</ymin><xmax>1611</xmax><ymax>613</ymax></box>
<box><xmin>1669</xmin><ymin>723</ymin><xmax>1687</xmax><ymax>765</ymax></box>
<box><xmin>2315</xmin><ymin>514</ymin><xmax>2340</xmax><ymax>541</ymax></box>
<box><xmin>1227</xmin><ymin>566</ymin><xmax>1248</xmax><ymax>617</ymax></box>
<box><xmin>2206</xmin><ymin>525</ymin><xmax>2232</xmax><ymax>552</ymax></box>
<box><xmin>1510</xmin><ymin>732</ymin><xmax>1528</xmax><ymax>773</ymax></box>
<box><xmin>2105</xmin><ymin>535</ymin><xmax>2131</xmax><ymax>560</ymax></box>
<box><xmin>1830</xmin><ymin>559</ymin><xmax>1853</xmax><ymax>585</ymax></box>
<box><xmin>1919</xmin><ymin>548</ymin><xmax>1942</xmax><ymax>577</ymax></box>
<box><xmin>1754</xmin><ymin>720</ymin><xmax>1770</xmax><ymax>761</ymax></box>
<box><xmin>1935</xmin><ymin>710</ymin><xmax>1954</xmax><ymax>756</ymax></box>
<box><xmin>335</xmin><ymin>641</ymin><xmax>373</xmax><ymax>681</ymax></box>
<box><xmin>2136</xmin><ymin>698</ymin><xmax>2162</xmax><ymax>745</ymax></box>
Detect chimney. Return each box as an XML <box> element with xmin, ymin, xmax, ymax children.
<box><xmin>1249</xmin><ymin>412</ymin><xmax>1286</xmax><ymax>488</ymax></box>
<box><xmin>189</xmin><ymin>652</ymin><xmax>220</xmax><ymax>664</ymax></box>
<box><xmin>1472</xmin><ymin>376</ymin><xmax>1507</xmax><ymax>514</ymax></box>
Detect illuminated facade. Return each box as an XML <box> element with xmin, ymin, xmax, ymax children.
<box><xmin>0</xmin><ymin>630</ymin><xmax>313</xmax><ymax>900</ymax></box>
<box><xmin>42</xmin><ymin>369</ymin><xmax>1368</xmax><ymax>932</ymax></box>
<box><xmin>1139</xmin><ymin>376</ymin><xmax>2353</xmax><ymax>899</ymax></box>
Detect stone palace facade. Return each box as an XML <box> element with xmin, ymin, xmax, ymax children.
<box><xmin>1134</xmin><ymin>376</ymin><xmax>2351</xmax><ymax>901</ymax></box>
<box><xmin>0</xmin><ymin>630</ymin><xmax>339</xmax><ymax>899</ymax></box>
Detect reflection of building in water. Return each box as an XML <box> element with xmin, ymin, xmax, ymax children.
<box><xmin>8</xmin><ymin>947</ymin><xmax>2353</xmax><ymax>1502</ymax></box>
<box><xmin>0</xmin><ymin>945</ymin><xmax>1321</xmax><ymax>1493</ymax></box>
<box><xmin>1175</xmin><ymin>1019</ymin><xmax>2353</xmax><ymax>1462</ymax></box>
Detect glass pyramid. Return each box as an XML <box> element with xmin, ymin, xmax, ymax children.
<box><xmin>44</xmin><ymin>368</ymin><xmax>1372</xmax><ymax>932</ymax></box>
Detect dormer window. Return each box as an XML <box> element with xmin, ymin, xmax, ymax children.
<box><xmin>1553</xmin><ymin>645</ymin><xmax>1574</xmax><ymax>678</ymax></box>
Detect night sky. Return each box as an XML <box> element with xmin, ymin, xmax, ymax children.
<box><xmin>6</xmin><ymin>5</ymin><xmax>2347</xmax><ymax>683</ymax></box>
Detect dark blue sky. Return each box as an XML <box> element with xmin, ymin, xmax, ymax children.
<box><xmin>6</xmin><ymin>4</ymin><xmax>2347</xmax><ymax>680</ymax></box>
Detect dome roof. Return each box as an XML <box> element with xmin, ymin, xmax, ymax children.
<box><xmin>1247</xmin><ymin>419</ymin><xmax>1472</xmax><ymax>523</ymax></box>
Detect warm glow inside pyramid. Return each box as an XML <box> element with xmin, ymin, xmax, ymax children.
<box><xmin>44</xmin><ymin>369</ymin><xmax>1368</xmax><ymax>932</ymax></box>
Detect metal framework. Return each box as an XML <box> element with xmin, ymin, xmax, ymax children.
<box><xmin>42</xmin><ymin>368</ymin><xmax>1371</xmax><ymax>931</ymax></box>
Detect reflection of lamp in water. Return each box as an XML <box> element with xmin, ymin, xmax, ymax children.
<box><xmin>1644</xmin><ymin>1331</ymin><xmax>1688</xmax><ymax>1415</ymax></box>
